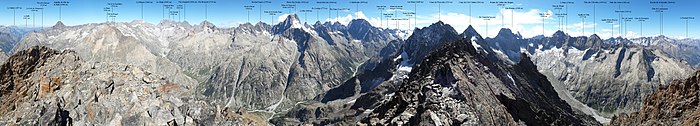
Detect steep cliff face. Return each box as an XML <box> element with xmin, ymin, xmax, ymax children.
<box><xmin>611</xmin><ymin>70</ymin><xmax>700</xmax><ymax>126</ymax></box>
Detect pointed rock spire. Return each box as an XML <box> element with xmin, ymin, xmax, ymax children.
<box><xmin>52</xmin><ymin>21</ymin><xmax>66</xmax><ymax>29</ymax></box>
<box><xmin>273</xmin><ymin>14</ymin><xmax>307</xmax><ymax>34</ymax></box>
<box><xmin>462</xmin><ymin>25</ymin><xmax>483</xmax><ymax>40</ymax></box>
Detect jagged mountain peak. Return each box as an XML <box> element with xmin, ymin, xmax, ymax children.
<box><xmin>158</xmin><ymin>20</ymin><xmax>180</xmax><ymax>27</ymax></box>
<box><xmin>402</xmin><ymin>21</ymin><xmax>460</xmax><ymax>64</ymax></box>
<box><xmin>553</xmin><ymin>30</ymin><xmax>567</xmax><ymax>38</ymax></box>
<box><xmin>359</xmin><ymin>39</ymin><xmax>602</xmax><ymax>125</ymax></box>
<box><xmin>52</xmin><ymin>21</ymin><xmax>66</xmax><ymax>29</ymax></box>
<box><xmin>198</xmin><ymin>20</ymin><xmax>216</xmax><ymax>29</ymax></box>
<box><xmin>348</xmin><ymin>19</ymin><xmax>372</xmax><ymax>28</ymax></box>
<box><xmin>495</xmin><ymin>28</ymin><xmax>522</xmax><ymax>40</ymax></box>
<box><xmin>279</xmin><ymin>14</ymin><xmax>302</xmax><ymax>27</ymax></box>
<box><xmin>238</xmin><ymin>22</ymin><xmax>254</xmax><ymax>28</ymax></box>
<box><xmin>465</xmin><ymin>25</ymin><xmax>476</xmax><ymax>33</ymax></box>
<box><xmin>273</xmin><ymin>14</ymin><xmax>310</xmax><ymax>34</ymax></box>
<box><xmin>255</xmin><ymin>21</ymin><xmax>268</xmax><ymax>27</ymax></box>
<box><xmin>417</xmin><ymin>21</ymin><xmax>456</xmax><ymax>34</ymax></box>
<box><xmin>463</xmin><ymin>25</ymin><xmax>477</xmax><ymax>34</ymax></box>
<box><xmin>652</xmin><ymin>35</ymin><xmax>671</xmax><ymax>42</ymax></box>
<box><xmin>462</xmin><ymin>25</ymin><xmax>483</xmax><ymax>40</ymax></box>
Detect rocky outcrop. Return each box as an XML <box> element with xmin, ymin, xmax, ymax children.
<box><xmin>0</xmin><ymin>46</ymin><xmax>266</xmax><ymax>125</ymax></box>
<box><xmin>610</xmin><ymin>70</ymin><xmax>700</xmax><ymax>126</ymax></box>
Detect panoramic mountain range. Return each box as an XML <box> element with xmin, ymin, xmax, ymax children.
<box><xmin>0</xmin><ymin>14</ymin><xmax>699</xmax><ymax>125</ymax></box>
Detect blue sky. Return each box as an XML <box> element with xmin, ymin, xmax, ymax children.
<box><xmin>1</xmin><ymin>0</ymin><xmax>698</xmax><ymax>39</ymax></box>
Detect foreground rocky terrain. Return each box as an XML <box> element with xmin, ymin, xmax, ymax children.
<box><xmin>610</xmin><ymin>70</ymin><xmax>700</xmax><ymax>125</ymax></box>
